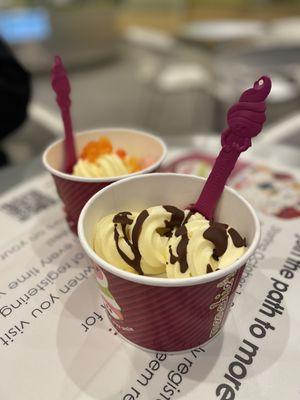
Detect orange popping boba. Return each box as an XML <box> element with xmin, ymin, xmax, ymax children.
<box><xmin>72</xmin><ymin>136</ymin><xmax>149</xmax><ymax>177</ymax></box>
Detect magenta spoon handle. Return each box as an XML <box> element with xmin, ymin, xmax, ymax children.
<box><xmin>194</xmin><ymin>76</ymin><xmax>272</xmax><ymax>220</ymax></box>
<box><xmin>51</xmin><ymin>56</ymin><xmax>77</xmax><ymax>173</ymax></box>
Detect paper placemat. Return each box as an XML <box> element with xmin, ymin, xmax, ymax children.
<box><xmin>0</xmin><ymin>153</ymin><xmax>299</xmax><ymax>400</ymax></box>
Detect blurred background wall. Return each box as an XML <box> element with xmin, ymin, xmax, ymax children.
<box><xmin>1</xmin><ymin>0</ymin><xmax>300</xmax><ymax>165</ymax></box>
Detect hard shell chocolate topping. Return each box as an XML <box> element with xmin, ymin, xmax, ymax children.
<box><xmin>168</xmin><ymin>226</ymin><xmax>189</xmax><ymax>274</ymax></box>
<box><xmin>206</xmin><ymin>264</ymin><xmax>214</xmax><ymax>273</ymax></box>
<box><xmin>113</xmin><ymin>211</ymin><xmax>133</xmax><ymax>226</ymax></box>
<box><xmin>175</xmin><ymin>226</ymin><xmax>187</xmax><ymax>237</ymax></box>
<box><xmin>228</xmin><ymin>227</ymin><xmax>247</xmax><ymax>247</ymax></box>
<box><xmin>163</xmin><ymin>205</ymin><xmax>185</xmax><ymax>231</ymax></box>
<box><xmin>203</xmin><ymin>221</ymin><xmax>229</xmax><ymax>261</ymax></box>
<box><xmin>183</xmin><ymin>210</ymin><xmax>194</xmax><ymax>224</ymax></box>
<box><xmin>113</xmin><ymin>209</ymin><xmax>149</xmax><ymax>275</ymax></box>
<box><xmin>163</xmin><ymin>207</ymin><xmax>191</xmax><ymax>274</ymax></box>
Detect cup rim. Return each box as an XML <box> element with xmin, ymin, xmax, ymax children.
<box><xmin>78</xmin><ymin>173</ymin><xmax>261</xmax><ymax>287</ymax></box>
<box><xmin>42</xmin><ymin>128</ymin><xmax>167</xmax><ymax>183</ymax></box>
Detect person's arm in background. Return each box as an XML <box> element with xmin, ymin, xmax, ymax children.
<box><xmin>0</xmin><ymin>38</ymin><xmax>31</xmax><ymax>165</ymax></box>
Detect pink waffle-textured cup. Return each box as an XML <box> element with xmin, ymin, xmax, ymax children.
<box><xmin>43</xmin><ymin>128</ymin><xmax>167</xmax><ymax>233</ymax></box>
<box><xmin>78</xmin><ymin>173</ymin><xmax>260</xmax><ymax>353</ymax></box>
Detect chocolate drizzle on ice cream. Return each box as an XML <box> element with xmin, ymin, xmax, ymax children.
<box><xmin>168</xmin><ymin>225</ymin><xmax>189</xmax><ymax>273</ymax></box>
<box><xmin>228</xmin><ymin>228</ymin><xmax>247</xmax><ymax>247</ymax></box>
<box><xmin>163</xmin><ymin>207</ymin><xmax>193</xmax><ymax>274</ymax></box>
<box><xmin>203</xmin><ymin>221</ymin><xmax>229</xmax><ymax>261</ymax></box>
<box><xmin>113</xmin><ymin>212</ymin><xmax>133</xmax><ymax>246</ymax></box>
<box><xmin>206</xmin><ymin>264</ymin><xmax>213</xmax><ymax>273</ymax></box>
<box><xmin>95</xmin><ymin>205</ymin><xmax>246</xmax><ymax>278</ymax></box>
<box><xmin>161</xmin><ymin>205</ymin><xmax>185</xmax><ymax>237</ymax></box>
<box><xmin>113</xmin><ymin>210</ymin><xmax>149</xmax><ymax>275</ymax></box>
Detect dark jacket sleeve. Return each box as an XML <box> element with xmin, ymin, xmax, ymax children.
<box><xmin>0</xmin><ymin>39</ymin><xmax>31</xmax><ymax>139</ymax></box>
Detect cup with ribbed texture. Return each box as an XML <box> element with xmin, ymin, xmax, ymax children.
<box><xmin>78</xmin><ymin>173</ymin><xmax>260</xmax><ymax>353</ymax></box>
<box><xmin>43</xmin><ymin>128</ymin><xmax>167</xmax><ymax>233</ymax></box>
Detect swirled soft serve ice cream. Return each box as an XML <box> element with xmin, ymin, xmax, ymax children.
<box><xmin>73</xmin><ymin>136</ymin><xmax>152</xmax><ymax>178</ymax></box>
<box><xmin>93</xmin><ymin>205</ymin><xmax>246</xmax><ymax>278</ymax></box>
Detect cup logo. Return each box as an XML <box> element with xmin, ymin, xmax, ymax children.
<box><xmin>209</xmin><ymin>272</ymin><xmax>236</xmax><ymax>338</ymax></box>
<box><xmin>96</xmin><ymin>268</ymin><xmax>124</xmax><ymax>321</ymax></box>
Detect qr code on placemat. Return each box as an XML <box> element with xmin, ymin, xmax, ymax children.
<box><xmin>1</xmin><ymin>190</ymin><xmax>57</xmax><ymax>222</ymax></box>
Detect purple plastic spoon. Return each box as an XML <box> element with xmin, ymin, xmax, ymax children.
<box><xmin>51</xmin><ymin>56</ymin><xmax>77</xmax><ymax>173</ymax></box>
<box><xmin>191</xmin><ymin>75</ymin><xmax>272</xmax><ymax>220</ymax></box>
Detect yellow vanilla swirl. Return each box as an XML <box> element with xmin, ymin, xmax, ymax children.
<box><xmin>129</xmin><ymin>207</ymin><xmax>170</xmax><ymax>275</ymax></box>
<box><xmin>93</xmin><ymin>206</ymin><xmax>246</xmax><ymax>278</ymax></box>
<box><xmin>73</xmin><ymin>154</ymin><xmax>129</xmax><ymax>178</ymax></box>
<box><xmin>94</xmin><ymin>207</ymin><xmax>170</xmax><ymax>275</ymax></box>
<box><xmin>94</xmin><ymin>213</ymin><xmax>138</xmax><ymax>274</ymax></box>
<box><xmin>166</xmin><ymin>213</ymin><xmax>245</xmax><ymax>278</ymax></box>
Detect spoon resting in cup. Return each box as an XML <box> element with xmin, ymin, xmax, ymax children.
<box><xmin>51</xmin><ymin>56</ymin><xmax>77</xmax><ymax>174</ymax></box>
<box><xmin>190</xmin><ymin>75</ymin><xmax>272</xmax><ymax>220</ymax></box>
